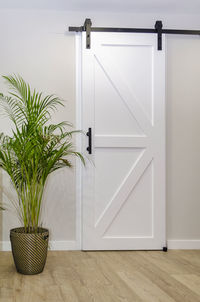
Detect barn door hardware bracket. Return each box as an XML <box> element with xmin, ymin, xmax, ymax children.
<box><xmin>155</xmin><ymin>20</ymin><xmax>163</xmax><ymax>50</ymax></box>
<box><xmin>163</xmin><ymin>246</ymin><xmax>168</xmax><ymax>252</ymax></box>
<box><xmin>84</xmin><ymin>18</ymin><xmax>92</xmax><ymax>49</ymax></box>
<box><xmin>69</xmin><ymin>18</ymin><xmax>200</xmax><ymax>51</ymax></box>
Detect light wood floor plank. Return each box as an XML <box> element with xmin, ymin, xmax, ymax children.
<box><xmin>138</xmin><ymin>250</ymin><xmax>196</xmax><ymax>274</ymax></box>
<box><xmin>89</xmin><ymin>252</ymin><xmax>143</xmax><ymax>301</ymax></box>
<box><xmin>172</xmin><ymin>274</ymin><xmax>200</xmax><ymax>296</ymax></box>
<box><xmin>127</xmin><ymin>251</ymin><xmax>200</xmax><ymax>302</ymax></box>
<box><xmin>1</xmin><ymin>250</ymin><xmax>200</xmax><ymax>302</ymax></box>
<box><xmin>118</xmin><ymin>270</ymin><xmax>176</xmax><ymax>302</ymax></box>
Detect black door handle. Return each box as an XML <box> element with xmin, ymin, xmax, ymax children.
<box><xmin>86</xmin><ymin>128</ymin><xmax>92</xmax><ymax>154</ymax></box>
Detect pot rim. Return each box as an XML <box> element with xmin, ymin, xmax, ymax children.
<box><xmin>10</xmin><ymin>227</ymin><xmax>49</xmax><ymax>235</ymax></box>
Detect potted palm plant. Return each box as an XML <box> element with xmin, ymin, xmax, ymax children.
<box><xmin>0</xmin><ymin>75</ymin><xmax>84</xmax><ymax>275</ymax></box>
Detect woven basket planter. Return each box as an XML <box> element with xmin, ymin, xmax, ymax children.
<box><xmin>10</xmin><ymin>227</ymin><xmax>49</xmax><ymax>275</ymax></box>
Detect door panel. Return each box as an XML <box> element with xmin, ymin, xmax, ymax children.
<box><xmin>94</xmin><ymin>56</ymin><xmax>144</xmax><ymax>135</ymax></box>
<box><xmin>81</xmin><ymin>32</ymin><xmax>166</xmax><ymax>250</ymax></box>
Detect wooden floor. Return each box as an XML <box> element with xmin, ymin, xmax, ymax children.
<box><xmin>1</xmin><ymin>250</ymin><xmax>200</xmax><ymax>301</ymax></box>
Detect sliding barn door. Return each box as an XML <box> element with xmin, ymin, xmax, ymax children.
<box><xmin>81</xmin><ymin>32</ymin><xmax>166</xmax><ymax>250</ymax></box>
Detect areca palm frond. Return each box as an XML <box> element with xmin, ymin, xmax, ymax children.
<box><xmin>0</xmin><ymin>75</ymin><xmax>63</xmax><ymax>130</ymax></box>
<box><xmin>0</xmin><ymin>75</ymin><xmax>84</xmax><ymax>232</ymax></box>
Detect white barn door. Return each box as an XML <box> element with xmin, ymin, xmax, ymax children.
<box><xmin>81</xmin><ymin>32</ymin><xmax>166</xmax><ymax>250</ymax></box>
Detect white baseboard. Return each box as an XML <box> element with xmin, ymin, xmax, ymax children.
<box><xmin>0</xmin><ymin>241</ymin><xmax>11</xmax><ymax>251</ymax></box>
<box><xmin>0</xmin><ymin>240</ymin><xmax>79</xmax><ymax>251</ymax></box>
<box><xmin>2</xmin><ymin>240</ymin><xmax>200</xmax><ymax>251</ymax></box>
<box><xmin>167</xmin><ymin>239</ymin><xmax>200</xmax><ymax>249</ymax></box>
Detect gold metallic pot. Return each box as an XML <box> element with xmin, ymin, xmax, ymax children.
<box><xmin>10</xmin><ymin>227</ymin><xmax>49</xmax><ymax>275</ymax></box>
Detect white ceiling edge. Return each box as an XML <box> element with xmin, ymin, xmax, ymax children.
<box><xmin>0</xmin><ymin>0</ymin><xmax>200</xmax><ymax>14</ymax></box>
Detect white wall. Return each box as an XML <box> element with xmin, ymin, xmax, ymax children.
<box><xmin>0</xmin><ymin>9</ymin><xmax>200</xmax><ymax>249</ymax></box>
<box><xmin>166</xmin><ymin>35</ymin><xmax>200</xmax><ymax>247</ymax></box>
